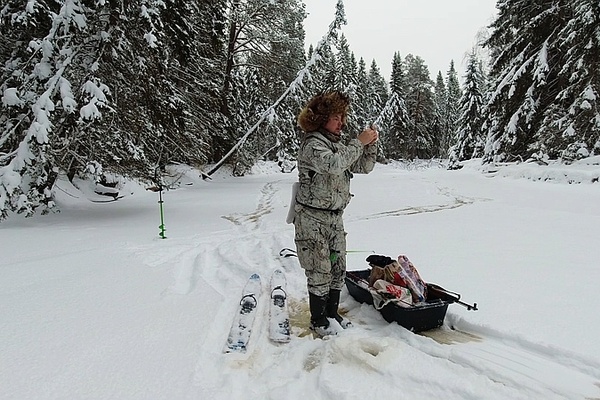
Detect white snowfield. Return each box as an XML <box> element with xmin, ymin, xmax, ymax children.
<box><xmin>1</xmin><ymin>159</ymin><xmax>600</xmax><ymax>400</ymax></box>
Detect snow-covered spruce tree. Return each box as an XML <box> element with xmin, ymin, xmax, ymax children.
<box><xmin>305</xmin><ymin>41</ymin><xmax>338</xmax><ymax>95</ymax></box>
<box><xmin>390</xmin><ymin>52</ymin><xmax>407</xmax><ymax>102</ymax></box>
<box><xmin>535</xmin><ymin>0</ymin><xmax>600</xmax><ymax>161</ymax></box>
<box><xmin>226</xmin><ymin>69</ymin><xmax>268</xmax><ymax>175</ymax></box>
<box><xmin>0</xmin><ymin>0</ymin><xmax>113</xmax><ymax>219</ymax></box>
<box><xmin>167</xmin><ymin>1</ymin><xmax>227</xmax><ymax>168</ymax></box>
<box><xmin>448</xmin><ymin>51</ymin><xmax>487</xmax><ymax>169</ymax></box>
<box><xmin>434</xmin><ymin>71</ymin><xmax>448</xmax><ymax>118</ymax></box>
<box><xmin>444</xmin><ymin>60</ymin><xmax>462</xmax><ymax>155</ymax></box>
<box><xmin>351</xmin><ymin>57</ymin><xmax>370</xmax><ymax>128</ymax></box>
<box><xmin>260</xmin><ymin>0</ymin><xmax>307</xmax><ymax>170</ymax></box>
<box><xmin>385</xmin><ymin>51</ymin><xmax>412</xmax><ymax>160</ymax></box>
<box><xmin>331</xmin><ymin>34</ymin><xmax>362</xmax><ymax>136</ymax></box>
<box><xmin>403</xmin><ymin>54</ymin><xmax>436</xmax><ymax>159</ymax></box>
<box><xmin>275</xmin><ymin>2</ymin><xmax>353</xmax><ymax>167</ymax></box>
<box><xmin>332</xmin><ymin>34</ymin><xmax>357</xmax><ymax>94</ymax></box>
<box><xmin>370</xmin><ymin>92</ymin><xmax>407</xmax><ymax>163</ymax></box>
<box><xmin>431</xmin><ymin>71</ymin><xmax>447</xmax><ymax>159</ymax></box>
<box><xmin>363</xmin><ymin>59</ymin><xmax>388</xmax><ymax>126</ymax></box>
<box><xmin>483</xmin><ymin>0</ymin><xmax>573</xmax><ymax>163</ymax></box>
<box><xmin>473</xmin><ymin>58</ymin><xmax>491</xmax><ymax>157</ymax></box>
<box><xmin>0</xmin><ymin>1</ymin><xmax>228</xmax><ymax>220</ymax></box>
<box><xmin>109</xmin><ymin>1</ymin><xmax>229</xmax><ymax>179</ymax></box>
<box><xmin>70</xmin><ymin>1</ymin><xmax>227</xmax><ymax>182</ymax></box>
<box><xmin>369</xmin><ymin>60</ymin><xmax>389</xmax><ymax>107</ymax></box>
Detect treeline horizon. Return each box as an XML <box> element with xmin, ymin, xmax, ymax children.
<box><xmin>0</xmin><ymin>0</ymin><xmax>598</xmax><ymax>220</ymax></box>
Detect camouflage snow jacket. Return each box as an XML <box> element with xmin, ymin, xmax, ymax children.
<box><xmin>295</xmin><ymin>131</ymin><xmax>377</xmax><ymax>212</ymax></box>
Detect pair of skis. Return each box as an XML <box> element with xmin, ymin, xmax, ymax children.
<box><xmin>223</xmin><ymin>269</ymin><xmax>290</xmax><ymax>353</ymax></box>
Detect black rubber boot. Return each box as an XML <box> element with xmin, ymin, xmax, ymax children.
<box><xmin>327</xmin><ymin>289</ymin><xmax>352</xmax><ymax>328</ymax></box>
<box><xmin>309</xmin><ymin>292</ymin><xmax>335</xmax><ymax>336</ymax></box>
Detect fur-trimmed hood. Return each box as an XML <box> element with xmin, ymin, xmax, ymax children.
<box><xmin>297</xmin><ymin>91</ymin><xmax>350</xmax><ymax>133</ymax></box>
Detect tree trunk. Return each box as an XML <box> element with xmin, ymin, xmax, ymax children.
<box><xmin>221</xmin><ymin>0</ymin><xmax>240</xmax><ymax>117</ymax></box>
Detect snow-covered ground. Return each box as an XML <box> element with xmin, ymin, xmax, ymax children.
<box><xmin>1</xmin><ymin>159</ymin><xmax>600</xmax><ymax>400</ymax></box>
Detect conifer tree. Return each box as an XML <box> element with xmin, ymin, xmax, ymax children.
<box><xmin>432</xmin><ymin>71</ymin><xmax>448</xmax><ymax>158</ymax></box>
<box><xmin>330</xmin><ymin>34</ymin><xmax>361</xmax><ymax>135</ymax></box>
<box><xmin>535</xmin><ymin>0</ymin><xmax>600</xmax><ymax>161</ymax></box>
<box><xmin>403</xmin><ymin>54</ymin><xmax>436</xmax><ymax>159</ymax></box>
<box><xmin>434</xmin><ymin>72</ymin><xmax>448</xmax><ymax>119</ymax></box>
<box><xmin>483</xmin><ymin>0</ymin><xmax>573</xmax><ymax>163</ymax></box>
<box><xmin>444</xmin><ymin>60</ymin><xmax>462</xmax><ymax>154</ymax></box>
<box><xmin>366</xmin><ymin>60</ymin><xmax>388</xmax><ymax>121</ymax></box>
<box><xmin>0</xmin><ymin>1</ymin><xmax>227</xmax><ymax>219</ymax></box>
<box><xmin>448</xmin><ymin>51</ymin><xmax>487</xmax><ymax>168</ymax></box>
<box><xmin>307</xmin><ymin>42</ymin><xmax>338</xmax><ymax>94</ymax></box>
<box><xmin>179</xmin><ymin>1</ymin><xmax>228</xmax><ymax>165</ymax></box>
<box><xmin>390</xmin><ymin>52</ymin><xmax>406</xmax><ymax>98</ymax></box>
<box><xmin>333</xmin><ymin>34</ymin><xmax>357</xmax><ymax>94</ymax></box>
<box><xmin>0</xmin><ymin>1</ymin><xmax>113</xmax><ymax>218</ymax></box>
<box><xmin>352</xmin><ymin>58</ymin><xmax>371</xmax><ymax>129</ymax></box>
<box><xmin>386</xmin><ymin>52</ymin><xmax>412</xmax><ymax>159</ymax></box>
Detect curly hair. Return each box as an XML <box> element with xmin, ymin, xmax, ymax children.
<box><xmin>297</xmin><ymin>91</ymin><xmax>350</xmax><ymax>132</ymax></box>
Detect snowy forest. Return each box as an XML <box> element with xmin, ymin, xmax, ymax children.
<box><xmin>1</xmin><ymin>0</ymin><xmax>599</xmax><ymax>221</ymax></box>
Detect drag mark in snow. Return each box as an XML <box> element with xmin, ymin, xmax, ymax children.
<box><xmin>411</xmin><ymin>321</ymin><xmax>600</xmax><ymax>400</ymax></box>
<box><xmin>334</xmin><ymin>305</ymin><xmax>600</xmax><ymax>398</ymax></box>
<box><xmin>351</xmin><ymin>201</ymin><xmax>467</xmax><ymax>221</ymax></box>
<box><xmin>349</xmin><ymin>186</ymin><xmax>489</xmax><ymax>222</ymax></box>
<box><xmin>420</xmin><ymin>328</ymin><xmax>483</xmax><ymax>345</ymax></box>
<box><xmin>586</xmin><ymin>383</ymin><xmax>600</xmax><ymax>400</ymax></box>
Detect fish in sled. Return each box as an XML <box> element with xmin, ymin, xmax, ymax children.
<box><xmin>345</xmin><ymin>254</ymin><xmax>477</xmax><ymax>332</ymax></box>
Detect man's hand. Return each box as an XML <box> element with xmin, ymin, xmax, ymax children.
<box><xmin>358</xmin><ymin>128</ymin><xmax>379</xmax><ymax>145</ymax></box>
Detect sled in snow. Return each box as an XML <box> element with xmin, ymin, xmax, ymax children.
<box><xmin>346</xmin><ymin>259</ymin><xmax>477</xmax><ymax>333</ymax></box>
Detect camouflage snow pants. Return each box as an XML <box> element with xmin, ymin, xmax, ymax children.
<box><xmin>293</xmin><ymin>206</ymin><xmax>347</xmax><ymax>297</ymax></box>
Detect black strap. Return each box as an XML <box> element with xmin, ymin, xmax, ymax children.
<box><xmin>296</xmin><ymin>200</ymin><xmax>342</xmax><ymax>214</ymax></box>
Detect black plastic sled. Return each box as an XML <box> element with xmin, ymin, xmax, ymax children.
<box><xmin>345</xmin><ymin>269</ymin><xmax>477</xmax><ymax>332</ymax></box>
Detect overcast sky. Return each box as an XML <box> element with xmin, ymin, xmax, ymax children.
<box><xmin>301</xmin><ymin>0</ymin><xmax>498</xmax><ymax>81</ymax></box>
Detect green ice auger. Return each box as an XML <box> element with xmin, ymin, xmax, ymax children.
<box><xmin>158</xmin><ymin>187</ymin><xmax>166</xmax><ymax>239</ymax></box>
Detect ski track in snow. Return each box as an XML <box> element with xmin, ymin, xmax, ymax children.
<box><xmin>183</xmin><ymin>180</ymin><xmax>302</xmax><ymax>396</ymax></box>
<box><xmin>154</xmin><ymin>177</ymin><xmax>600</xmax><ymax>400</ymax></box>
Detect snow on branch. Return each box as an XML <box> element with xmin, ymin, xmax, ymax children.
<box><xmin>140</xmin><ymin>1</ymin><xmax>167</xmax><ymax>48</ymax></box>
<box><xmin>372</xmin><ymin>92</ymin><xmax>402</xmax><ymax>130</ymax></box>
<box><xmin>79</xmin><ymin>79</ymin><xmax>111</xmax><ymax>120</ymax></box>
<box><xmin>0</xmin><ymin>0</ymin><xmax>93</xmax><ymax>219</ymax></box>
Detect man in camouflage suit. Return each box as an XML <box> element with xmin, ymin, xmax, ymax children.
<box><xmin>294</xmin><ymin>91</ymin><xmax>378</xmax><ymax>336</ymax></box>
